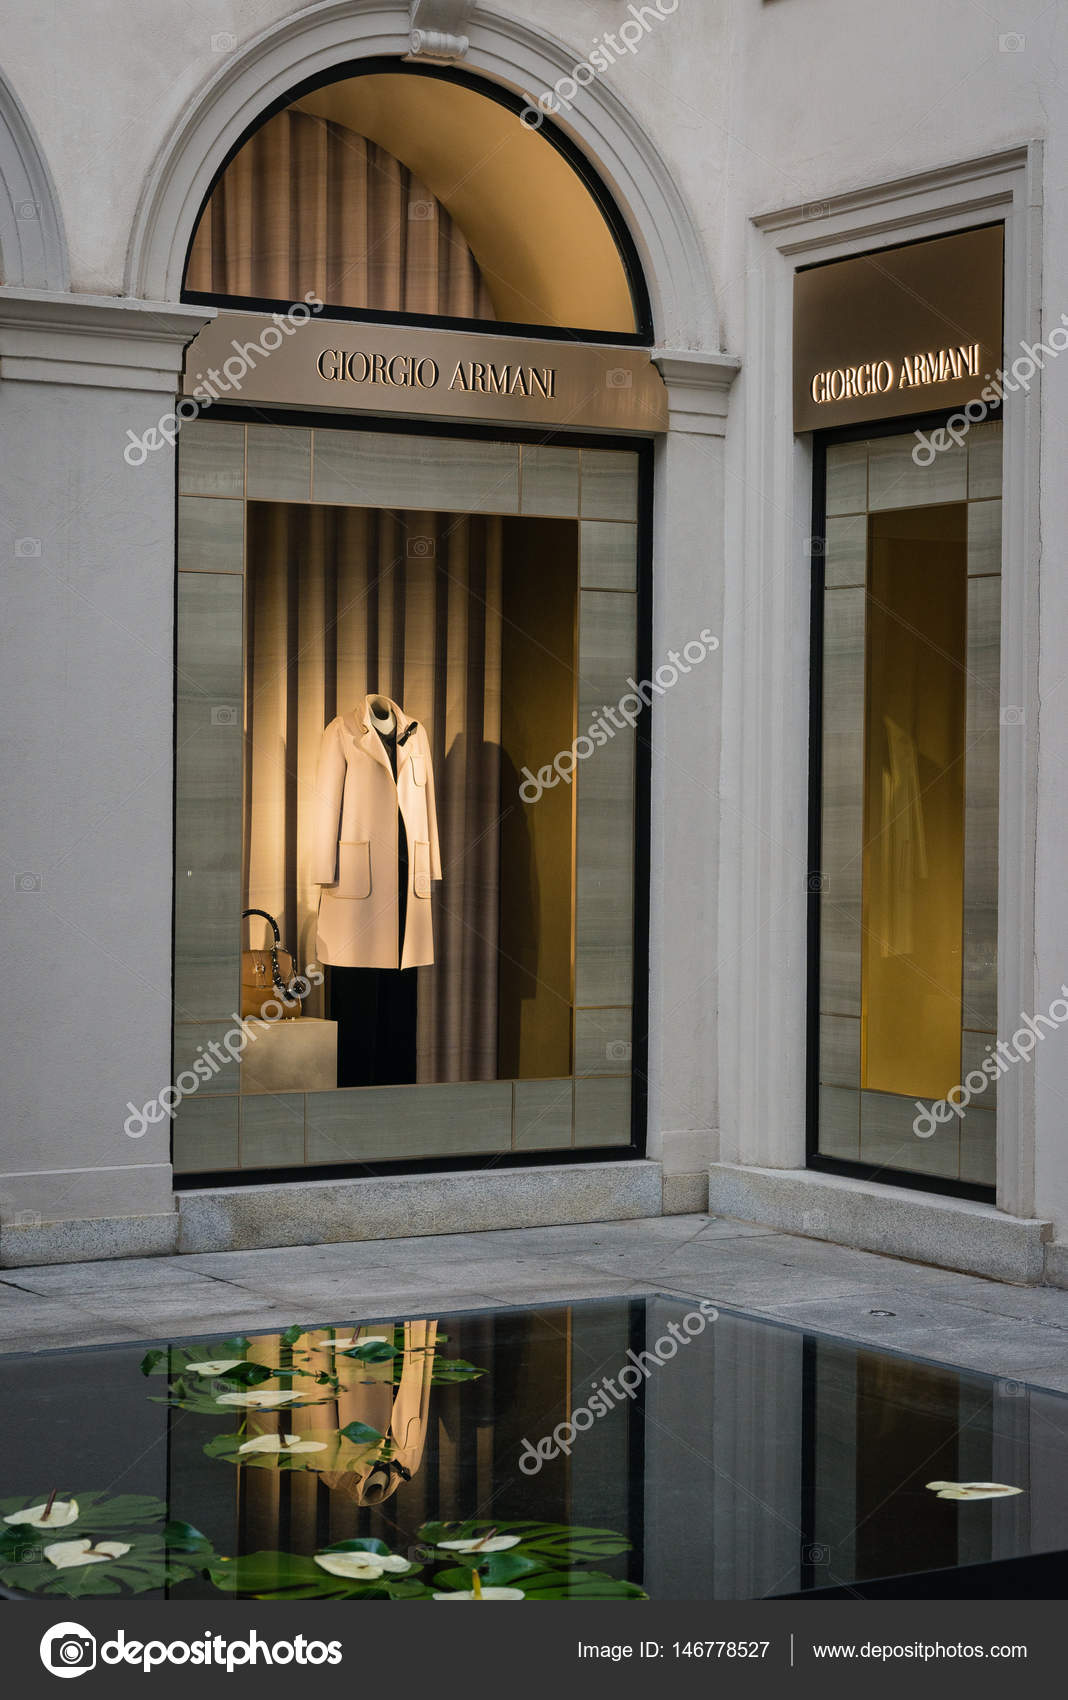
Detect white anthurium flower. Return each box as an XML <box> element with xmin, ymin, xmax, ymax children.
<box><xmin>4</xmin><ymin>1499</ymin><xmax>79</xmax><ymax>1529</ymax></box>
<box><xmin>926</xmin><ymin>1480</ymin><xmax>1023</xmax><ymax>1501</ymax></box>
<box><xmin>314</xmin><ymin>1550</ymin><xmax>412</xmax><ymax>1580</ymax></box>
<box><xmin>437</xmin><ymin>1535</ymin><xmax>522</xmax><ymax>1553</ymax></box>
<box><xmin>433</xmin><ymin>1587</ymin><xmax>525</xmax><ymax>1601</ymax></box>
<box><xmin>238</xmin><ymin>1431</ymin><xmax>330</xmax><ymax>1456</ymax></box>
<box><xmin>44</xmin><ymin>1539</ymin><xmax>131</xmax><ymax>1570</ymax></box>
<box><xmin>313</xmin><ymin>1335</ymin><xmax>389</xmax><ymax>1351</ymax></box>
<box><xmin>215</xmin><ymin>1389</ymin><xmax>305</xmax><ymax>1408</ymax></box>
<box><xmin>185</xmin><ymin>1359</ymin><xmax>245</xmax><ymax>1376</ymax></box>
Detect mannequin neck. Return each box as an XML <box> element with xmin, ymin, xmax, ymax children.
<box><xmin>368</xmin><ymin>697</ymin><xmax>396</xmax><ymax>736</ymax></box>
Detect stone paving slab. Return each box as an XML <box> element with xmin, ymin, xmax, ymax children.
<box><xmin>0</xmin><ymin>1216</ymin><xmax>1065</xmax><ymax>1390</ymax></box>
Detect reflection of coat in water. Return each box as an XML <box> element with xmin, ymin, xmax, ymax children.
<box><xmin>322</xmin><ymin>1319</ymin><xmax>437</xmax><ymax>1506</ymax></box>
<box><xmin>879</xmin><ymin>717</ymin><xmax>928</xmax><ymax>957</ymax></box>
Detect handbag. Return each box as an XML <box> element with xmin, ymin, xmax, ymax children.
<box><xmin>241</xmin><ymin>909</ymin><xmax>307</xmax><ymax>1020</ymax></box>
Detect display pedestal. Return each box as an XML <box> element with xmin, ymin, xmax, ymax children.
<box><xmin>240</xmin><ymin>1018</ymin><xmax>338</xmax><ymax>1094</ymax></box>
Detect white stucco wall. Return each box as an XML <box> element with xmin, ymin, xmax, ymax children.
<box><xmin>1</xmin><ymin>0</ymin><xmax>1066</xmax><ymax>1256</ymax></box>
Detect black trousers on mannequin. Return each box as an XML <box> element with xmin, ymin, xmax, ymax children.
<box><xmin>329</xmin><ymin>798</ymin><xmax>417</xmax><ymax>1086</ymax></box>
<box><xmin>330</xmin><ymin>964</ymin><xmax>417</xmax><ymax>1086</ymax></box>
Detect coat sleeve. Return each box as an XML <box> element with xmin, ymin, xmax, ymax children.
<box><xmin>312</xmin><ymin>718</ymin><xmax>346</xmax><ymax>886</ymax></box>
<box><xmin>422</xmin><ymin>729</ymin><xmax>443</xmax><ymax>881</ymax></box>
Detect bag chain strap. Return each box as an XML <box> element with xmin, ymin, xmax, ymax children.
<box><xmin>242</xmin><ymin>908</ymin><xmax>288</xmax><ymax>995</ymax></box>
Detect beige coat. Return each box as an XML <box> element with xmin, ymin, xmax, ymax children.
<box><xmin>312</xmin><ymin>697</ymin><xmax>442</xmax><ymax>969</ymax></box>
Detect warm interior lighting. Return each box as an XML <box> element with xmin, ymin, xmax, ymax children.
<box><xmin>861</xmin><ymin>503</ymin><xmax>967</xmax><ymax>1100</ymax></box>
<box><xmin>295</xmin><ymin>74</ymin><xmax>637</xmax><ymax>332</ymax></box>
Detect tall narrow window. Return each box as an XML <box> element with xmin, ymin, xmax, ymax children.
<box><xmin>813</xmin><ymin>422</ymin><xmax>1001</xmax><ymax>1188</ymax></box>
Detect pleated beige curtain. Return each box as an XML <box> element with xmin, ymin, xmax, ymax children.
<box><xmin>244</xmin><ymin>502</ymin><xmax>502</xmax><ymax>1083</ymax></box>
<box><xmin>186</xmin><ymin>107</ymin><xmax>496</xmax><ymax>319</ymax></box>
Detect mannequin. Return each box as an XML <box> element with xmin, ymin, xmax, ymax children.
<box><xmin>368</xmin><ymin>696</ymin><xmax>395</xmax><ymax>736</ymax></box>
<box><xmin>316</xmin><ymin>692</ymin><xmax>442</xmax><ymax>1084</ymax></box>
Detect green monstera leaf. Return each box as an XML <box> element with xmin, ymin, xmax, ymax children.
<box><xmin>150</xmin><ymin>1370</ymin><xmax>334</xmax><ymax>1417</ymax></box>
<box><xmin>139</xmin><ymin>1338</ymin><xmax>252</xmax><ymax>1377</ymax></box>
<box><xmin>203</xmin><ymin>1425</ymin><xmax>385</xmax><ymax>1474</ymax></box>
<box><xmin>418</xmin><ymin>1520</ymin><xmax>645</xmax><ymax>1601</ymax></box>
<box><xmin>418</xmin><ymin>1520</ymin><xmax>631</xmax><ymax>1564</ymax></box>
<box><xmin>0</xmin><ymin>1492</ymin><xmax>168</xmax><ymax>1541</ymax></box>
<box><xmin>208</xmin><ymin>1540</ymin><xmax>427</xmax><ymax>1601</ymax></box>
<box><xmin>429</xmin><ymin>1559</ymin><xmax>645</xmax><ymax>1599</ymax></box>
<box><xmin>340</xmin><ymin>1340</ymin><xmax>397</xmax><ymax>1363</ymax></box>
<box><xmin>427</xmin><ymin>1358</ymin><xmax>485</xmax><ymax>1384</ymax></box>
<box><xmin>0</xmin><ymin>1521</ymin><xmax>215</xmax><ymax>1599</ymax></box>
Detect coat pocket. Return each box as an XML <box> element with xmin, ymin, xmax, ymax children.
<box><xmin>337</xmin><ymin>840</ymin><xmax>371</xmax><ymax>898</ymax></box>
<box><xmin>409</xmin><ymin>754</ymin><xmax>426</xmax><ymax>787</ymax></box>
<box><xmin>413</xmin><ymin>840</ymin><xmax>432</xmax><ymax>899</ymax></box>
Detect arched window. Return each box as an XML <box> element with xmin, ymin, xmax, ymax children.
<box><xmin>182</xmin><ymin>63</ymin><xmax>647</xmax><ymax>339</ymax></box>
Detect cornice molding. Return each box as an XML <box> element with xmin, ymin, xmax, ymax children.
<box><xmin>654</xmin><ymin>347</ymin><xmax>740</xmax><ymax>434</ymax></box>
<box><xmin>0</xmin><ymin>289</ymin><xmax>212</xmax><ymax>389</ymax></box>
<box><xmin>753</xmin><ymin>146</ymin><xmax>1034</xmax><ymax>260</ymax></box>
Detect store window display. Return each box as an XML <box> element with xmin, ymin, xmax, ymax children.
<box><xmin>171</xmin><ymin>60</ymin><xmax>647</xmax><ymax>1176</ymax></box>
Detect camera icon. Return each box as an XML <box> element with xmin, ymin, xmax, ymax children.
<box><xmin>14</xmin><ymin>1544</ymin><xmax>42</xmax><ymax>1562</ymax></box>
<box><xmin>802</xmin><ymin>1542</ymin><xmax>830</xmax><ymax>1565</ymax></box>
<box><xmin>211</xmin><ymin>31</ymin><xmax>236</xmax><ymax>52</ymax></box>
<box><xmin>999</xmin><ymin>32</ymin><xmax>1025</xmax><ymax>52</ymax></box>
<box><xmin>804</xmin><ymin>535</ymin><xmax>826</xmax><ymax>557</ymax></box>
<box><xmin>806</xmin><ymin>871</ymin><xmax>826</xmax><ymax>893</ymax></box>
<box><xmin>210</xmin><ymin>704</ymin><xmax>238</xmax><ymax>726</ymax></box>
<box><xmin>15</xmin><ymin>537</ymin><xmax>41</xmax><ymax>557</ymax></box>
<box><xmin>1000</xmin><ymin>705</ymin><xmax>1025</xmax><ymax>726</ymax></box>
<box><xmin>605</xmin><ymin>1040</ymin><xmax>632</xmax><ymax>1062</ymax></box>
<box><xmin>802</xmin><ymin>202</ymin><xmax>830</xmax><ymax>220</ymax></box>
<box><xmin>16</xmin><ymin>201</ymin><xmax>38</xmax><ymax>221</ymax></box>
<box><xmin>605</xmin><ymin>368</ymin><xmax>633</xmax><ymax>389</ymax></box>
<box><xmin>40</xmin><ymin>1622</ymin><xmax>97</xmax><ymax>1677</ymax></box>
<box><xmin>409</xmin><ymin>201</ymin><xmax>436</xmax><ymax>222</ymax></box>
<box><xmin>407</xmin><ymin>536</ymin><xmax>435</xmax><ymax>559</ymax></box>
<box><xmin>997</xmin><ymin>1377</ymin><xmax>1025</xmax><ymax>1397</ymax></box>
<box><xmin>13</xmin><ymin>872</ymin><xmax>42</xmax><ymax>893</ymax></box>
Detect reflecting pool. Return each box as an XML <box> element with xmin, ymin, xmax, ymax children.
<box><xmin>1</xmin><ymin>1295</ymin><xmax>1066</xmax><ymax>1599</ymax></box>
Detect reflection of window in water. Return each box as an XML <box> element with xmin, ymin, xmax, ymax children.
<box><xmin>323</xmin><ymin>1320</ymin><xmax>437</xmax><ymax>1507</ymax></box>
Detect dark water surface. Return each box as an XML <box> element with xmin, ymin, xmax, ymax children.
<box><xmin>1</xmin><ymin>1295</ymin><xmax>1065</xmax><ymax>1599</ymax></box>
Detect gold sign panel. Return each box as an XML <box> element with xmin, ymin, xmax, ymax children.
<box><xmin>181</xmin><ymin>312</ymin><xmax>668</xmax><ymax>434</ymax></box>
<box><xmin>793</xmin><ymin>224</ymin><xmax>1004</xmax><ymax>431</ymax></box>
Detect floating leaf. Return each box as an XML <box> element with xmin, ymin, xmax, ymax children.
<box><xmin>429</xmin><ymin>1556</ymin><xmax>645</xmax><ymax>1600</ymax></box>
<box><xmin>516</xmin><ymin>1570</ymin><xmax>647</xmax><ymax>1600</ymax></box>
<box><xmin>418</xmin><ymin>1520</ymin><xmax>631</xmax><ymax>1564</ymax></box>
<box><xmin>204</xmin><ymin>1428</ymin><xmax>383</xmax><ymax>1474</ymax></box>
<box><xmin>340</xmin><ymin>1420</ymin><xmax>385</xmax><ymax>1445</ymax></box>
<box><xmin>207</xmin><ymin>1549</ymin><xmax>428</xmax><ymax>1601</ymax></box>
<box><xmin>0</xmin><ymin>1493</ymin><xmax>167</xmax><ymax>1544</ymax></box>
<box><xmin>140</xmin><ymin>1339</ymin><xmax>252</xmax><ymax>1378</ymax></box>
<box><xmin>0</xmin><ymin>1524</ymin><xmax>217</xmax><ymax>1598</ymax></box>
<box><xmin>341</xmin><ymin>1341</ymin><xmax>397</xmax><ymax>1363</ymax></box>
<box><xmin>428</xmin><ymin>1358</ymin><xmax>486</xmax><ymax>1384</ymax></box>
